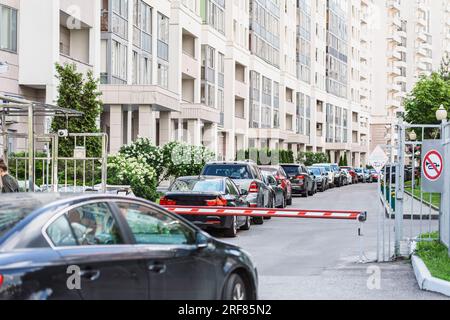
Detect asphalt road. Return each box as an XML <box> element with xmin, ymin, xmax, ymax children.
<box><xmin>221</xmin><ymin>183</ymin><xmax>448</xmax><ymax>300</ymax></box>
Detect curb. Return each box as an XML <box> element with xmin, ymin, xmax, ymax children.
<box><xmin>412</xmin><ymin>255</ymin><xmax>450</xmax><ymax>297</ymax></box>
<box><xmin>405</xmin><ymin>191</ymin><xmax>440</xmax><ymax>211</ymax></box>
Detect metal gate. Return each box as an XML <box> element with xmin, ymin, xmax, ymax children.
<box><xmin>377</xmin><ymin>116</ymin><xmax>450</xmax><ymax>262</ymax></box>
<box><xmin>6</xmin><ymin>132</ymin><xmax>108</xmax><ymax>193</ymax></box>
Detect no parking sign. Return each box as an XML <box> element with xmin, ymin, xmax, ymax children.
<box><xmin>421</xmin><ymin>140</ymin><xmax>445</xmax><ymax>193</ymax></box>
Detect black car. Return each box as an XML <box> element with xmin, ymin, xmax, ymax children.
<box><xmin>308</xmin><ymin>167</ymin><xmax>328</xmax><ymax>192</ymax></box>
<box><xmin>261</xmin><ymin>172</ymin><xmax>286</xmax><ymax>208</ymax></box>
<box><xmin>201</xmin><ymin>161</ymin><xmax>270</xmax><ymax>225</ymax></box>
<box><xmin>280</xmin><ymin>164</ymin><xmax>315</xmax><ymax>197</ymax></box>
<box><xmin>160</xmin><ymin>176</ymin><xmax>251</xmax><ymax>237</ymax></box>
<box><xmin>0</xmin><ymin>193</ymin><xmax>258</xmax><ymax>300</ymax></box>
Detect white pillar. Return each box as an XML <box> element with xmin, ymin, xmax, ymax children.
<box><xmin>159</xmin><ymin>111</ymin><xmax>172</xmax><ymax>146</ymax></box>
<box><xmin>127</xmin><ymin>109</ymin><xmax>132</xmax><ymax>145</ymax></box>
<box><xmin>138</xmin><ymin>106</ymin><xmax>156</xmax><ymax>143</ymax></box>
<box><xmin>187</xmin><ymin>119</ymin><xmax>202</xmax><ymax>146</ymax></box>
<box><xmin>110</xmin><ymin>105</ymin><xmax>123</xmax><ymax>154</ymax></box>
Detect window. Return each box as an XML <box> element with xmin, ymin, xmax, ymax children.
<box><xmin>0</xmin><ymin>5</ymin><xmax>18</xmax><ymax>52</ymax></box>
<box><xmin>158</xmin><ymin>63</ymin><xmax>168</xmax><ymax>88</ymax></box>
<box><xmin>46</xmin><ymin>215</ymin><xmax>78</xmax><ymax>247</ymax></box>
<box><xmin>117</xmin><ymin>203</ymin><xmax>196</xmax><ymax>245</ymax></box>
<box><xmin>111</xmin><ymin>40</ymin><xmax>128</xmax><ymax>81</ymax></box>
<box><xmin>47</xmin><ymin>202</ymin><xmax>124</xmax><ymax>247</ymax></box>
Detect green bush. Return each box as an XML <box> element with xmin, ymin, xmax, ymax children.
<box><xmin>297</xmin><ymin>152</ymin><xmax>329</xmax><ymax>166</ymax></box>
<box><xmin>235</xmin><ymin>148</ymin><xmax>294</xmax><ymax>165</ymax></box>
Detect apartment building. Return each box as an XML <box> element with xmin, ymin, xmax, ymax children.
<box><xmin>371</xmin><ymin>0</ymin><xmax>449</xmax><ymax>154</ymax></box>
<box><xmin>1</xmin><ymin>0</ymin><xmax>374</xmax><ymax>167</ymax></box>
<box><xmin>0</xmin><ymin>0</ymin><xmax>100</xmax><ymax>153</ymax></box>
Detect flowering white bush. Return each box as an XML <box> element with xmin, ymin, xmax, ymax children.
<box><xmin>108</xmin><ymin>153</ymin><xmax>158</xmax><ymax>200</ymax></box>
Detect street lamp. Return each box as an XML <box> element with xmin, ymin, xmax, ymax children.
<box><xmin>436</xmin><ymin>104</ymin><xmax>448</xmax><ymax>122</ymax></box>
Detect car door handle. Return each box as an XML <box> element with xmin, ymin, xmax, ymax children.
<box><xmin>80</xmin><ymin>269</ymin><xmax>101</xmax><ymax>282</ymax></box>
<box><xmin>148</xmin><ymin>263</ymin><xmax>167</xmax><ymax>274</ymax></box>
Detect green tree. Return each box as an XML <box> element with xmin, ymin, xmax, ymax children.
<box><xmin>297</xmin><ymin>152</ymin><xmax>329</xmax><ymax>166</ymax></box>
<box><xmin>343</xmin><ymin>153</ymin><xmax>348</xmax><ymax>166</ymax></box>
<box><xmin>404</xmin><ymin>72</ymin><xmax>450</xmax><ymax>128</ymax></box>
<box><xmin>51</xmin><ymin>63</ymin><xmax>103</xmax><ymax>157</ymax></box>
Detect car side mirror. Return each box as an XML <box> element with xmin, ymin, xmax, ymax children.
<box><xmin>240</xmin><ymin>189</ymin><xmax>249</xmax><ymax>196</ymax></box>
<box><xmin>196</xmin><ymin>232</ymin><xmax>209</xmax><ymax>249</ymax></box>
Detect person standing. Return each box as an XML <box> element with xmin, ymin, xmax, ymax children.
<box><xmin>0</xmin><ymin>161</ymin><xmax>19</xmax><ymax>193</ymax></box>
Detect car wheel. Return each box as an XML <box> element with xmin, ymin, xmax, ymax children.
<box><xmin>224</xmin><ymin>216</ymin><xmax>238</xmax><ymax>238</ymax></box>
<box><xmin>303</xmin><ymin>190</ymin><xmax>308</xmax><ymax>198</ymax></box>
<box><xmin>240</xmin><ymin>217</ymin><xmax>251</xmax><ymax>231</ymax></box>
<box><xmin>252</xmin><ymin>216</ymin><xmax>264</xmax><ymax>225</ymax></box>
<box><xmin>286</xmin><ymin>195</ymin><xmax>292</xmax><ymax>206</ymax></box>
<box><xmin>223</xmin><ymin>273</ymin><xmax>248</xmax><ymax>301</ymax></box>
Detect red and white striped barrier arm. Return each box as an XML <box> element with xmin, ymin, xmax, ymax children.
<box><xmin>164</xmin><ymin>206</ymin><xmax>367</xmax><ymax>222</ymax></box>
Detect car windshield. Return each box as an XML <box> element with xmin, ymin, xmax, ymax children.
<box><xmin>203</xmin><ymin>165</ymin><xmax>252</xmax><ymax>180</ymax></box>
<box><xmin>355</xmin><ymin>168</ymin><xmax>362</xmax><ymax>173</ymax></box>
<box><xmin>259</xmin><ymin>167</ymin><xmax>277</xmax><ymax>176</ymax></box>
<box><xmin>170</xmin><ymin>179</ymin><xmax>224</xmax><ymax>192</ymax></box>
<box><xmin>314</xmin><ymin>165</ymin><xmax>330</xmax><ymax>172</ymax></box>
<box><xmin>309</xmin><ymin>168</ymin><xmax>322</xmax><ymax>175</ymax></box>
<box><xmin>330</xmin><ymin>165</ymin><xmax>339</xmax><ymax>172</ymax></box>
<box><xmin>282</xmin><ymin>166</ymin><xmax>300</xmax><ymax>177</ymax></box>
<box><xmin>0</xmin><ymin>207</ymin><xmax>33</xmax><ymax>239</ymax></box>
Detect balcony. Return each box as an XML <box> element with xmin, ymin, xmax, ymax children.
<box><xmin>394</xmin><ymin>60</ymin><xmax>407</xmax><ymax>69</ymax></box>
<box><xmin>235</xmin><ymin>80</ymin><xmax>249</xmax><ymax>99</ymax></box>
<box><xmin>388</xmin><ymin>83</ymin><xmax>401</xmax><ymax>93</ymax></box>
<box><xmin>182</xmin><ymin>52</ymin><xmax>199</xmax><ymax>79</ymax></box>
<box><xmin>387</xmin><ymin>32</ymin><xmax>401</xmax><ymax>44</ymax></box>
<box><xmin>180</xmin><ymin>103</ymin><xmax>221</xmax><ymax>124</ymax></box>
<box><xmin>235</xmin><ymin>117</ymin><xmax>248</xmax><ymax>134</ymax></box>
<box><xmin>388</xmin><ymin>49</ymin><xmax>402</xmax><ymax>60</ymax></box>
<box><xmin>59</xmin><ymin>54</ymin><xmax>93</xmax><ymax>75</ymax></box>
<box><xmin>387</xmin><ymin>0</ymin><xmax>401</xmax><ymax>12</ymax></box>
<box><xmin>417</xmin><ymin>16</ymin><xmax>427</xmax><ymax>27</ymax></box>
<box><xmin>417</xmin><ymin>32</ymin><xmax>427</xmax><ymax>43</ymax></box>
<box><xmin>285</xmin><ymin>101</ymin><xmax>296</xmax><ymax>116</ymax></box>
<box><xmin>388</xmin><ymin>66</ymin><xmax>401</xmax><ymax>76</ymax></box>
<box><xmin>389</xmin><ymin>16</ymin><xmax>402</xmax><ymax>28</ymax></box>
<box><xmin>387</xmin><ymin>99</ymin><xmax>401</xmax><ymax>108</ymax></box>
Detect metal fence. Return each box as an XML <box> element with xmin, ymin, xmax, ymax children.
<box><xmin>377</xmin><ymin>117</ymin><xmax>449</xmax><ymax>261</ymax></box>
<box><xmin>7</xmin><ymin>133</ymin><xmax>107</xmax><ymax>193</ymax></box>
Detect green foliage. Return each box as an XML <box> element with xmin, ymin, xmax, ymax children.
<box><xmin>235</xmin><ymin>148</ymin><xmax>294</xmax><ymax>165</ymax></box>
<box><xmin>297</xmin><ymin>152</ymin><xmax>329</xmax><ymax>166</ymax></box>
<box><xmin>161</xmin><ymin>141</ymin><xmax>215</xmax><ymax>181</ymax></box>
<box><xmin>404</xmin><ymin>72</ymin><xmax>450</xmax><ymax>132</ymax></box>
<box><xmin>51</xmin><ymin>63</ymin><xmax>103</xmax><ymax>157</ymax></box>
<box><xmin>108</xmin><ymin>154</ymin><xmax>158</xmax><ymax>201</ymax></box>
<box><xmin>416</xmin><ymin>232</ymin><xmax>450</xmax><ymax>282</ymax></box>
<box><xmin>111</xmin><ymin>139</ymin><xmax>215</xmax><ymax>200</ymax></box>
<box><xmin>343</xmin><ymin>153</ymin><xmax>348</xmax><ymax>166</ymax></box>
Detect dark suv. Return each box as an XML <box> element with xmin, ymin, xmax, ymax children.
<box><xmin>201</xmin><ymin>161</ymin><xmax>270</xmax><ymax>225</ymax></box>
<box><xmin>280</xmin><ymin>164</ymin><xmax>314</xmax><ymax>197</ymax></box>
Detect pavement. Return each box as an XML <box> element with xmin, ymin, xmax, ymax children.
<box><xmin>218</xmin><ymin>183</ymin><xmax>448</xmax><ymax>300</ymax></box>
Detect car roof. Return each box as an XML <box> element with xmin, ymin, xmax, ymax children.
<box><xmin>176</xmin><ymin>175</ymin><xmax>226</xmax><ymax>181</ymax></box>
<box><xmin>206</xmin><ymin>161</ymin><xmax>255</xmax><ymax>165</ymax></box>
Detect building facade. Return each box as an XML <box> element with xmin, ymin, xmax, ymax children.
<box><xmin>370</xmin><ymin>0</ymin><xmax>450</xmax><ymax>154</ymax></box>
<box><xmin>1</xmin><ymin>0</ymin><xmax>381</xmax><ymax>167</ymax></box>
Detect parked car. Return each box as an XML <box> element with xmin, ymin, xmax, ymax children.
<box><xmin>340</xmin><ymin>169</ymin><xmax>353</xmax><ymax>185</ymax></box>
<box><xmin>280</xmin><ymin>164</ymin><xmax>315</xmax><ymax>197</ymax></box>
<box><xmin>160</xmin><ymin>176</ymin><xmax>251</xmax><ymax>237</ymax></box>
<box><xmin>261</xmin><ymin>172</ymin><xmax>286</xmax><ymax>208</ymax></box>
<box><xmin>340</xmin><ymin>166</ymin><xmax>358</xmax><ymax>184</ymax></box>
<box><xmin>311</xmin><ymin>164</ymin><xmax>335</xmax><ymax>189</ymax></box>
<box><xmin>201</xmin><ymin>161</ymin><xmax>269</xmax><ymax>225</ymax></box>
<box><xmin>312</xmin><ymin>163</ymin><xmax>344</xmax><ymax>187</ymax></box>
<box><xmin>0</xmin><ymin>194</ymin><xmax>258</xmax><ymax>300</ymax></box>
<box><xmin>354</xmin><ymin>168</ymin><xmax>366</xmax><ymax>182</ymax></box>
<box><xmin>369</xmin><ymin>169</ymin><xmax>379</xmax><ymax>182</ymax></box>
<box><xmin>308</xmin><ymin>167</ymin><xmax>328</xmax><ymax>192</ymax></box>
<box><xmin>258</xmin><ymin>165</ymin><xmax>292</xmax><ymax>205</ymax></box>
<box><xmin>363</xmin><ymin>169</ymin><xmax>372</xmax><ymax>183</ymax></box>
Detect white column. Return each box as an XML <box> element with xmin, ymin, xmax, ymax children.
<box><xmin>187</xmin><ymin>119</ymin><xmax>202</xmax><ymax>146</ymax></box>
<box><xmin>138</xmin><ymin>106</ymin><xmax>156</xmax><ymax>142</ymax></box>
<box><xmin>203</xmin><ymin>123</ymin><xmax>218</xmax><ymax>156</ymax></box>
<box><xmin>110</xmin><ymin>105</ymin><xmax>123</xmax><ymax>154</ymax></box>
<box><xmin>159</xmin><ymin>111</ymin><xmax>172</xmax><ymax>146</ymax></box>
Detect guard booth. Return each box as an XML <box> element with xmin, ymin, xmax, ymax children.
<box><xmin>0</xmin><ymin>94</ymin><xmax>108</xmax><ymax>193</ymax></box>
<box><xmin>375</xmin><ymin>112</ymin><xmax>450</xmax><ymax>261</ymax></box>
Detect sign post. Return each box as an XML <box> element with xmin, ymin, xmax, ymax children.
<box><xmin>421</xmin><ymin>140</ymin><xmax>444</xmax><ymax>193</ymax></box>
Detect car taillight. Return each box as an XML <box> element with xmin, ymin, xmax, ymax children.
<box><xmin>296</xmin><ymin>175</ymin><xmax>305</xmax><ymax>180</ymax></box>
<box><xmin>0</xmin><ymin>274</ymin><xmax>3</xmax><ymax>288</ymax></box>
<box><xmin>205</xmin><ymin>196</ymin><xmax>228</xmax><ymax>206</ymax></box>
<box><xmin>249</xmin><ymin>181</ymin><xmax>259</xmax><ymax>193</ymax></box>
<box><xmin>159</xmin><ymin>197</ymin><xmax>177</xmax><ymax>206</ymax></box>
